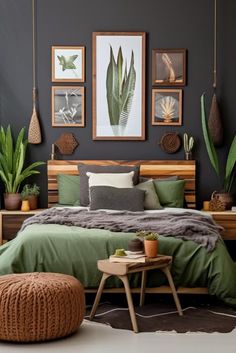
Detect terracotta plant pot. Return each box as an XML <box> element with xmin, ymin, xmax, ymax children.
<box><xmin>144</xmin><ymin>239</ymin><xmax>158</xmax><ymax>258</ymax></box>
<box><xmin>28</xmin><ymin>195</ymin><xmax>38</xmax><ymax>210</ymax></box>
<box><xmin>4</xmin><ymin>193</ymin><xmax>21</xmax><ymax>210</ymax></box>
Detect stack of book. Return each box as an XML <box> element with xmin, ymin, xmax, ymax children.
<box><xmin>109</xmin><ymin>253</ymin><xmax>146</xmax><ymax>263</ymax></box>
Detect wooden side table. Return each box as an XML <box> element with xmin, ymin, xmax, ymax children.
<box><xmin>203</xmin><ymin>211</ymin><xmax>236</xmax><ymax>240</ymax></box>
<box><xmin>89</xmin><ymin>256</ymin><xmax>183</xmax><ymax>333</ymax></box>
<box><xmin>0</xmin><ymin>209</ymin><xmax>46</xmax><ymax>244</ymax></box>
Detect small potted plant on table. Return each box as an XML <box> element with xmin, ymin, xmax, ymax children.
<box><xmin>21</xmin><ymin>184</ymin><xmax>40</xmax><ymax>210</ymax></box>
<box><xmin>137</xmin><ymin>231</ymin><xmax>159</xmax><ymax>258</ymax></box>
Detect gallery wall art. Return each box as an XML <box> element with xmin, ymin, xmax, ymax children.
<box><xmin>152</xmin><ymin>49</ymin><xmax>186</xmax><ymax>86</ymax></box>
<box><xmin>52</xmin><ymin>46</ymin><xmax>85</xmax><ymax>82</ymax></box>
<box><xmin>52</xmin><ymin>86</ymin><xmax>85</xmax><ymax>127</ymax></box>
<box><xmin>152</xmin><ymin>88</ymin><xmax>182</xmax><ymax>126</ymax></box>
<box><xmin>92</xmin><ymin>32</ymin><xmax>146</xmax><ymax>140</ymax></box>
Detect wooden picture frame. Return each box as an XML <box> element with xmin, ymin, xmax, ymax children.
<box><xmin>152</xmin><ymin>49</ymin><xmax>186</xmax><ymax>86</ymax></box>
<box><xmin>52</xmin><ymin>46</ymin><xmax>85</xmax><ymax>82</ymax></box>
<box><xmin>52</xmin><ymin>86</ymin><xmax>85</xmax><ymax>127</ymax></box>
<box><xmin>152</xmin><ymin>89</ymin><xmax>183</xmax><ymax>126</ymax></box>
<box><xmin>92</xmin><ymin>32</ymin><xmax>146</xmax><ymax>140</ymax></box>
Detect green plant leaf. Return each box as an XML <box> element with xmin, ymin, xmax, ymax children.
<box><xmin>119</xmin><ymin>51</ymin><xmax>136</xmax><ymax>127</ymax></box>
<box><xmin>117</xmin><ymin>46</ymin><xmax>123</xmax><ymax>96</ymax></box>
<box><xmin>106</xmin><ymin>46</ymin><xmax>120</xmax><ymax>125</ymax></box>
<box><xmin>5</xmin><ymin>125</ymin><xmax>13</xmax><ymax>172</ymax></box>
<box><xmin>57</xmin><ymin>55</ymin><xmax>78</xmax><ymax>71</ymax></box>
<box><xmin>224</xmin><ymin>135</ymin><xmax>236</xmax><ymax>191</ymax></box>
<box><xmin>200</xmin><ymin>94</ymin><xmax>220</xmax><ymax>177</ymax></box>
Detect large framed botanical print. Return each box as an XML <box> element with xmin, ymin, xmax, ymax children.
<box><xmin>92</xmin><ymin>32</ymin><xmax>146</xmax><ymax>140</ymax></box>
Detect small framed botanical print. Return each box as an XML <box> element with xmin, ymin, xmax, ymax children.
<box><xmin>52</xmin><ymin>86</ymin><xmax>85</xmax><ymax>127</ymax></box>
<box><xmin>52</xmin><ymin>46</ymin><xmax>85</xmax><ymax>82</ymax></box>
<box><xmin>152</xmin><ymin>89</ymin><xmax>183</xmax><ymax>126</ymax></box>
<box><xmin>152</xmin><ymin>49</ymin><xmax>186</xmax><ymax>86</ymax></box>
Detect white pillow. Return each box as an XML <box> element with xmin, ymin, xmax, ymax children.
<box><xmin>86</xmin><ymin>171</ymin><xmax>134</xmax><ymax>189</ymax></box>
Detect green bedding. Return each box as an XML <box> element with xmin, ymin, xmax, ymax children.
<box><xmin>0</xmin><ymin>224</ymin><xmax>235</xmax><ymax>307</ymax></box>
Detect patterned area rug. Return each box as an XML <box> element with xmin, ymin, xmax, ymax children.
<box><xmin>86</xmin><ymin>298</ymin><xmax>236</xmax><ymax>333</ymax></box>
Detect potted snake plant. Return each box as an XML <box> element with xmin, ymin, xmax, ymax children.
<box><xmin>201</xmin><ymin>94</ymin><xmax>236</xmax><ymax>209</ymax></box>
<box><xmin>0</xmin><ymin>126</ymin><xmax>44</xmax><ymax>210</ymax></box>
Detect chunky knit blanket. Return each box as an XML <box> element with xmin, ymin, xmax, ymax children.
<box><xmin>21</xmin><ymin>208</ymin><xmax>223</xmax><ymax>251</ymax></box>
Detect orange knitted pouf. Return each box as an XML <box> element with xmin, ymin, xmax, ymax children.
<box><xmin>0</xmin><ymin>273</ymin><xmax>85</xmax><ymax>342</ymax></box>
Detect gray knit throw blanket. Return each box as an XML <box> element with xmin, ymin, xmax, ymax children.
<box><xmin>21</xmin><ymin>208</ymin><xmax>223</xmax><ymax>251</ymax></box>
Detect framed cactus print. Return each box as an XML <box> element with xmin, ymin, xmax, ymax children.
<box><xmin>52</xmin><ymin>46</ymin><xmax>85</xmax><ymax>82</ymax></box>
<box><xmin>152</xmin><ymin>49</ymin><xmax>186</xmax><ymax>86</ymax></box>
<box><xmin>152</xmin><ymin>89</ymin><xmax>183</xmax><ymax>126</ymax></box>
<box><xmin>92</xmin><ymin>32</ymin><xmax>146</xmax><ymax>140</ymax></box>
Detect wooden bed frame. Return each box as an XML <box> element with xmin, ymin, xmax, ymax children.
<box><xmin>47</xmin><ymin>159</ymin><xmax>208</xmax><ymax>295</ymax></box>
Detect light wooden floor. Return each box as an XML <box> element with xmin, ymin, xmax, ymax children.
<box><xmin>0</xmin><ymin>320</ymin><xmax>235</xmax><ymax>353</ymax></box>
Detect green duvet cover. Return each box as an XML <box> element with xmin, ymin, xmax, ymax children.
<box><xmin>0</xmin><ymin>224</ymin><xmax>235</xmax><ymax>307</ymax></box>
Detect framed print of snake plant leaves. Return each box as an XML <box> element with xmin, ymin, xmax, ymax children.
<box><xmin>152</xmin><ymin>49</ymin><xmax>186</xmax><ymax>86</ymax></box>
<box><xmin>52</xmin><ymin>46</ymin><xmax>85</xmax><ymax>82</ymax></box>
<box><xmin>92</xmin><ymin>32</ymin><xmax>146</xmax><ymax>140</ymax></box>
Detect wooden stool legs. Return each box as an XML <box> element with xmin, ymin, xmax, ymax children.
<box><xmin>118</xmin><ymin>275</ymin><xmax>138</xmax><ymax>333</ymax></box>
<box><xmin>140</xmin><ymin>270</ymin><xmax>147</xmax><ymax>306</ymax></box>
<box><xmin>89</xmin><ymin>272</ymin><xmax>139</xmax><ymax>333</ymax></box>
<box><xmin>140</xmin><ymin>267</ymin><xmax>183</xmax><ymax>317</ymax></box>
<box><xmin>161</xmin><ymin>266</ymin><xmax>183</xmax><ymax>316</ymax></box>
<box><xmin>89</xmin><ymin>273</ymin><xmax>111</xmax><ymax>320</ymax></box>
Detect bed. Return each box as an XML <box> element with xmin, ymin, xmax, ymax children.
<box><xmin>0</xmin><ymin>159</ymin><xmax>235</xmax><ymax>307</ymax></box>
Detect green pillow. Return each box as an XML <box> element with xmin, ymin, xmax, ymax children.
<box><xmin>153</xmin><ymin>180</ymin><xmax>185</xmax><ymax>208</ymax></box>
<box><xmin>135</xmin><ymin>180</ymin><xmax>162</xmax><ymax>210</ymax></box>
<box><xmin>57</xmin><ymin>174</ymin><xmax>80</xmax><ymax>205</ymax></box>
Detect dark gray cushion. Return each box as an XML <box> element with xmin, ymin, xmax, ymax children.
<box><xmin>89</xmin><ymin>186</ymin><xmax>145</xmax><ymax>211</ymax></box>
<box><xmin>78</xmin><ymin>164</ymin><xmax>140</xmax><ymax>206</ymax></box>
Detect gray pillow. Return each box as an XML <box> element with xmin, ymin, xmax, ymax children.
<box><xmin>78</xmin><ymin>164</ymin><xmax>140</xmax><ymax>206</ymax></box>
<box><xmin>139</xmin><ymin>175</ymin><xmax>178</xmax><ymax>183</ymax></box>
<box><xmin>135</xmin><ymin>180</ymin><xmax>162</xmax><ymax>210</ymax></box>
<box><xmin>89</xmin><ymin>186</ymin><xmax>145</xmax><ymax>211</ymax></box>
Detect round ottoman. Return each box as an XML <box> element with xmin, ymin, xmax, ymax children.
<box><xmin>0</xmin><ymin>273</ymin><xmax>85</xmax><ymax>342</ymax></box>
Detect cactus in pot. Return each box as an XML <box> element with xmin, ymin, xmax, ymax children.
<box><xmin>137</xmin><ymin>231</ymin><xmax>159</xmax><ymax>258</ymax></box>
<box><xmin>183</xmin><ymin>133</ymin><xmax>194</xmax><ymax>160</ymax></box>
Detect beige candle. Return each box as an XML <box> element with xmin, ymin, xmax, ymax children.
<box><xmin>203</xmin><ymin>201</ymin><xmax>210</xmax><ymax>211</ymax></box>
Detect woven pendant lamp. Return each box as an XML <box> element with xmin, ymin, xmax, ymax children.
<box><xmin>28</xmin><ymin>0</ymin><xmax>42</xmax><ymax>144</ymax></box>
<box><xmin>208</xmin><ymin>0</ymin><xmax>223</xmax><ymax>147</ymax></box>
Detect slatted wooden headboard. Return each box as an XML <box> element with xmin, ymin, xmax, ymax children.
<box><xmin>47</xmin><ymin>160</ymin><xmax>196</xmax><ymax>208</ymax></box>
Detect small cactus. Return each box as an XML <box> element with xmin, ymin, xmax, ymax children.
<box><xmin>183</xmin><ymin>133</ymin><xmax>194</xmax><ymax>153</ymax></box>
<box><xmin>136</xmin><ymin>231</ymin><xmax>159</xmax><ymax>240</ymax></box>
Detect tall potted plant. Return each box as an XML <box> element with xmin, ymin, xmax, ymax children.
<box><xmin>201</xmin><ymin>94</ymin><xmax>236</xmax><ymax>209</ymax></box>
<box><xmin>0</xmin><ymin>126</ymin><xmax>44</xmax><ymax>210</ymax></box>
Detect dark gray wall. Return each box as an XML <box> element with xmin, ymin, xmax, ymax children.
<box><xmin>0</xmin><ymin>0</ymin><xmax>235</xmax><ymax>209</ymax></box>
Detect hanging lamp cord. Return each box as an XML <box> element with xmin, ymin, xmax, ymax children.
<box><xmin>32</xmin><ymin>0</ymin><xmax>36</xmax><ymax>106</ymax></box>
<box><xmin>213</xmin><ymin>0</ymin><xmax>217</xmax><ymax>89</ymax></box>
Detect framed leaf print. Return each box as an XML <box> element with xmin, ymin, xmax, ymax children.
<box><xmin>92</xmin><ymin>32</ymin><xmax>146</xmax><ymax>140</ymax></box>
<box><xmin>152</xmin><ymin>89</ymin><xmax>183</xmax><ymax>126</ymax></box>
<box><xmin>52</xmin><ymin>46</ymin><xmax>85</xmax><ymax>82</ymax></box>
<box><xmin>52</xmin><ymin>86</ymin><xmax>85</xmax><ymax>127</ymax></box>
<box><xmin>152</xmin><ymin>49</ymin><xmax>186</xmax><ymax>86</ymax></box>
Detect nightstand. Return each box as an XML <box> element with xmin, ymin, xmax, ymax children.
<box><xmin>204</xmin><ymin>211</ymin><xmax>236</xmax><ymax>240</ymax></box>
<box><xmin>0</xmin><ymin>209</ymin><xmax>46</xmax><ymax>244</ymax></box>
